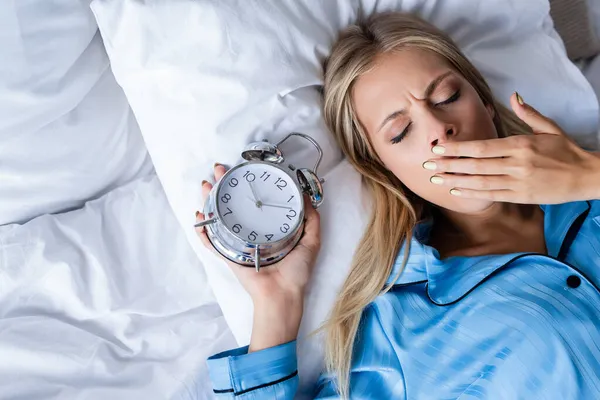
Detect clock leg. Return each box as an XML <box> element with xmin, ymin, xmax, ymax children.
<box><xmin>255</xmin><ymin>247</ymin><xmax>260</xmax><ymax>272</ymax></box>
<box><xmin>193</xmin><ymin>217</ymin><xmax>217</xmax><ymax>228</ymax></box>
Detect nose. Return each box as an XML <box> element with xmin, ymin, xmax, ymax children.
<box><xmin>423</xmin><ymin>111</ymin><xmax>457</xmax><ymax>147</ymax></box>
<box><xmin>430</xmin><ymin>128</ymin><xmax>456</xmax><ymax>147</ymax></box>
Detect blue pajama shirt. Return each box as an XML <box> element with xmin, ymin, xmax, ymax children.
<box><xmin>206</xmin><ymin>200</ymin><xmax>600</xmax><ymax>399</ymax></box>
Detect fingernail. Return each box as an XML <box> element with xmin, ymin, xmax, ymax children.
<box><xmin>431</xmin><ymin>145</ymin><xmax>445</xmax><ymax>155</ymax></box>
<box><xmin>515</xmin><ymin>92</ymin><xmax>524</xmax><ymax>106</ymax></box>
<box><xmin>195</xmin><ymin>211</ymin><xmax>200</xmax><ymax>218</ymax></box>
<box><xmin>430</xmin><ymin>176</ymin><xmax>444</xmax><ymax>185</ymax></box>
<box><xmin>202</xmin><ymin>180</ymin><xmax>208</xmax><ymax>186</ymax></box>
<box><xmin>423</xmin><ymin>161</ymin><xmax>437</xmax><ymax>171</ymax></box>
<box><xmin>450</xmin><ymin>189</ymin><xmax>462</xmax><ymax>196</ymax></box>
<box><xmin>214</xmin><ymin>163</ymin><xmax>221</xmax><ymax>169</ymax></box>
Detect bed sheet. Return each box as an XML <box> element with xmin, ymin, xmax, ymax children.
<box><xmin>0</xmin><ymin>0</ymin><xmax>153</xmax><ymax>226</ymax></box>
<box><xmin>0</xmin><ymin>174</ymin><xmax>235</xmax><ymax>400</ymax></box>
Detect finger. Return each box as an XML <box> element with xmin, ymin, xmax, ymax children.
<box><xmin>214</xmin><ymin>163</ymin><xmax>227</xmax><ymax>181</ymax></box>
<box><xmin>195</xmin><ymin>212</ymin><xmax>228</xmax><ymax>258</ymax></box>
<box><xmin>194</xmin><ymin>212</ymin><xmax>243</xmax><ymax>275</ymax></box>
<box><xmin>510</xmin><ymin>92</ymin><xmax>562</xmax><ymax>135</ymax></box>
<box><xmin>431</xmin><ymin>137</ymin><xmax>515</xmax><ymax>158</ymax></box>
<box><xmin>299</xmin><ymin>194</ymin><xmax>321</xmax><ymax>250</ymax></box>
<box><xmin>201</xmin><ymin>180</ymin><xmax>213</xmax><ymax>202</ymax></box>
<box><xmin>430</xmin><ymin>173</ymin><xmax>512</xmax><ymax>191</ymax></box>
<box><xmin>198</xmin><ymin>229</ymin><xmax>212</xmax><ymax>248</ymax></box>
<box><xmin>449</xmin><ymin>188</ymin><xmax>515</xmax><ymax>202</ymax></box>
<box><xmin>425</xmin><ymin>157</ymin><xmax>511</xmax><ymax>175</ymax></box>
<box><xmin>194</xmin><ymin>212</ymin><xmax>212</xmax><ymax>247</ymax></box>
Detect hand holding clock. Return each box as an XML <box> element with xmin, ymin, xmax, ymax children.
<box><xmin>195</xmin><ymin>163</ymin><xmax>321</xmax><ymax>352</ymax></box>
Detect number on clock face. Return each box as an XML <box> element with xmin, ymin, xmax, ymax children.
<box><xmin>216</xmin><ymin>163</ymin><xmax>303</xmax><ymax>244</ymax></box>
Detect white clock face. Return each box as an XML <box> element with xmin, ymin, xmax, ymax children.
<box><xmin>216</xmin><ymin>162</ymin><xmax>303</xmax><ymax>244</ymax></box>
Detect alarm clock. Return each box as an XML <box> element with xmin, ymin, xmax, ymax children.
<box><xmin>195</xmin><ymin>132</ymin><xmax>325</xmax><ymax>272</ymax></box>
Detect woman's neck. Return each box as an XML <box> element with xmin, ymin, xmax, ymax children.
<box><xmin>429</xmin><ymin>203</ymin><xmax>547</xmax><ymax>258</ymax></box>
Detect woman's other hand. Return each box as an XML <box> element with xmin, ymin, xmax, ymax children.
<box><xmin>195</xmin><ymin>163</ymin><xmax>322</xmax><ymax>351</ymax></box>
<box><xmin>424</xmin><ymin>93</ymin><xmax>600</xmax><ymax>203</ymax></box>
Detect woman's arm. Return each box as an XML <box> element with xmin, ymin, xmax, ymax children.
<box><xmin>197</xmin><ymin>163</ymin><xmax>321</xmax><ymax>398</ymax></box>
<box><xmin>572</xmin><ymin>150</ymin><xmax>600</xmax><ymax>201</ymax></box>
<box><xmin>206</xmin><ymin>295</ymin><xmax>303</xmax><ymax>399</ymax></box>
<box><xmin>206</xmin><ymin>303</ymin><xmax>407</xmax><ymax>399</ymax></box>
<box><xmin>249</xmin><ymin>294</ymin><xmax>304</xmax><ymax>353</ymax></box>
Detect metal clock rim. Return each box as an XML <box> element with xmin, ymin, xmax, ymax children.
<box><xmin>212</xmin><ymin>160</ymin><xmax>306</xmax><ymax>245</ymax></box>
<box><xmin>205</xmin><ymin>222</ymin><xmax>303</xmax><ymax>269</ymax></box>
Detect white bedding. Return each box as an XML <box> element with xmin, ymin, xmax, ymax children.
<box><xmin>0</xmin><ymin>0</ymin><xmax>153</xmax><ymax>226</ymax></box>
<box><xmin>0</xmin><ymin>175</ymin><xmax>236</xmax><ymax>400</ymax></box>
<box><xmin>0</xmin><ymin>1</ymin><xmax>233</xmax><ymax>399</ymax></box>
<box><xmin>2</xmin><ymin>1</ymin><xmax>600</xmax><ymax>400</ymax></box>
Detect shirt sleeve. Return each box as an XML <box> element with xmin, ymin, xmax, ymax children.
<box><xmin>206</xmin><ymin>340</ymin><xmax>299</xmax><ymax>399</ymax></box>
<box><xmin>206</xmin><ymin>304</ymin><xmax>405</xmax><ymax>399</ymax></box>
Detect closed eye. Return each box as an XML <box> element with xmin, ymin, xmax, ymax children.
<box><xmin>391</xmin><ymin>122</ymin><xmax>412</xmax><ymax>144</ymax></box>
<box><xmin>435</xmin><ymin>90</ymin><xmax>461</xmax><ymax>107</ymax></box>
<box><xmin>390</xmin><ymin>90</ymin><xmax>459</xmax><ymax>144</ymax></box>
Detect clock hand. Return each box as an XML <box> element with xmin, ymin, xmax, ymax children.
<box><xmin>248</xmin><ymin>180</ymin><xmax>262</xmax><ymax>203</ymax></box>
<box><xmin>260</xmin><ymin>203</ymin><xmax>294</xmax><ymax>210</ymax></box>
<box><xmin>246</xmin><ymin>195</ymin><xmax>263</xmax><ymax>209</ymax></box>
<box><xmin>246</xmin><ymin>182</ymin><xmax>263</xmax><ymax>210</ymax></box>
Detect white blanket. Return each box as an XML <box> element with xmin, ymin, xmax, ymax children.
<box><xmin>0</xmin><ymin>175</ymin><xmax>235</xmax><ymax>400</ymax></box>
<box><xmin>0</xmin><ymin>0</ymin><xmax>152</xmax><ymax>226</ymax></box>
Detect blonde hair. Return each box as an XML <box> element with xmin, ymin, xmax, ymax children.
<box><xmin>316</xmin><ymin>12</ymin><xmax>530</xmax><ymax>398</ymax></box>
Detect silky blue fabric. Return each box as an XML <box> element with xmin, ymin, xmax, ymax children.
<box><xmin>206</xmin><ymin>200</ymin><xmax>600</xmax><ymax>399</ymax></box>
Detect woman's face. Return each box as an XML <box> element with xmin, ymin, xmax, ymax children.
<box><xmin>352</xmin><ymin>48</ymin><xmax>498</xmax><ymax>213</ymax></box>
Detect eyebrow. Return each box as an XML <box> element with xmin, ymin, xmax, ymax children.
<box><xmin>376</xmin><ymin>71</ymin><xmax>453</xmax><ymax>133</ymax></box>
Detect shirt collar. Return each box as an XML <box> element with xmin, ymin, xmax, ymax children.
<box><xmin>385</xmin><ymin>201</ymin><xmax>592</xmax><ymax>305</ymax></box>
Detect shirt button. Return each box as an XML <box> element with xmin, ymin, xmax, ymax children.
<box><xmin>567</xmin><ymin>275</ymin><xmax>581</xmax><ymax>288</ymax></box>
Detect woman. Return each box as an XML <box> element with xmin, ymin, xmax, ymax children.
<box><xmin>196</xmin><ymin>12</ymin><xmax>600</xmax><ymax>399</ymax></box>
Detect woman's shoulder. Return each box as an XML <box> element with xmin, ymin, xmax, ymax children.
<box><xmin>367</xmin><ymin>278</ymin><xmax>428</xmax><ymax>317</ymax></box>
<box><xmin>542</xmin><ymin>199</ymin><xmax>599</xmax><ymax>211</ymax></box>
<box><xmin>590</xmin><ymin>199</ymin><xmax>600</xmax><ymax>215</ymax></box>
<box><xmin>542</xmin><ymin>199</ymin><xmax>600</xmax><ymax>222</ymax></box>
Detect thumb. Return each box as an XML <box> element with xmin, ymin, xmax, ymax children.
<box><xmin>299</xmin><ymin>194</ymin><xmax>321</xmax><ymax>250</ymax></box>
<box><xmin>511</xmin><ymin>92</ymin><xmax>562</xmax><ymax>135</ymax></box>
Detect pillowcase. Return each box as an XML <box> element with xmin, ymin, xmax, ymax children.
<box><xmin>91</xmin><ymin>0</ymin><xmax>600</xmax><ymax>395</ymax></box>
<box><xmin>0</xmin><ymin>0</ymin><xmax>152</xmax><ymax>225</ymax></box>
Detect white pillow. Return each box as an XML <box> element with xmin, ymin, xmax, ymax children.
<box><xmin>91</xmin><ymin>0</ymin><xmax>599</xmax><ymax>395</ymax></box>
<box><xmin>0</xmin><ymin>0</ymin><xmax>152</xmax><ymax>225</ymax></box>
